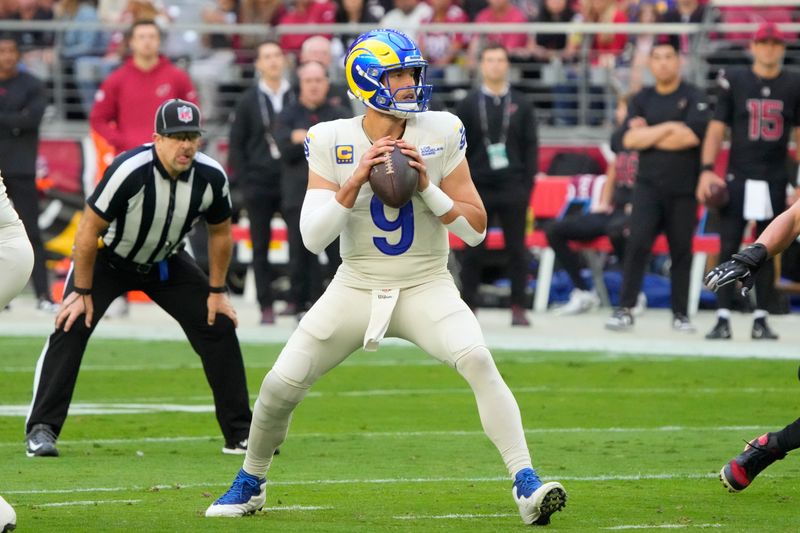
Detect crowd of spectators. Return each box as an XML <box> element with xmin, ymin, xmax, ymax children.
<box><xmin>2</xmin><ymin>0</ymin><xmax>798</xmax><ymax>125</ymax></box>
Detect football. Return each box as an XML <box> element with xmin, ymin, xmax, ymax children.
<box><xmin>705</xmin><ymin>181</ymin><xmax>729</xmax><ymax>209</ymax></box>
<box><xmin>0</xmin><ymin>495</ymin><xmax>16</xmax><ymax>533</ymax></box>
<box><xmin>369</xmin><ymin>148</ymin><xmax>419</xmax><ymax>209</ymax></box>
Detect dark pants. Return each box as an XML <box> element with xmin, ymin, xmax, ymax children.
<box><xmin>545</xmin><ymin>209</ymin><xmax>629</xmax><ymax>291</ymax></box>
<box><xmin>619</xmin><ymin>183</ymin><xmax>697</xmax><ymax>315</ymax></box>
<box><xmin>3</xmin><ymin>173</ymin><xmax>49</xmax><ymax>299</ymax></box>
<box><xmin>283</xmin><ymin>206</ymin><xmax>340</xmax><ymax>310</ymax></box>
<box><xmin>245</xmin><ymin>189</ymin><xmax>282</xmax><ymax>311</ymax></box>
<box><xmin>26</xmin><ymin>250</ymin><xmax>252</xmax><ymax>443</ymax></box>
<box><xmin>460</xmin><ymin>197</ymin><xmax>529</xmax><ymax>308</ymax></box>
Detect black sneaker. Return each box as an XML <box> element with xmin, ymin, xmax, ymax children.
<box><xmin>752</xmin><ymin>318</ymin><xmax>778</xmax><ymax>340</ymax></box>
<box><xmin>26</xmin><ymin>424</ymin><xmax>59</xmax><ymax>457</ymax></box>
<box><xmin>222</xmin><ymin>439</ymin><xmax>280</xmax><ymax>456</ymax></box>
<box><xmin>605</xmin><ymin>308</ymin><xmax>633</xmax><ymax>331</ymax></box>
<box><xmin>720</xmin><ymin>433</ymin><xmax>786</xmax><ymax>492</ymax></box>
<box><xmin>672</xmin><ymin>313</ymin><xmax>696</xmax><ymax>333</ymax></box>
<box><xmin>705</xmin><ymin>318</ymin><xmax>732</xmax><ymax>340</ymax></box>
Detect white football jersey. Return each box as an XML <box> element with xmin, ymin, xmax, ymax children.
<box><xmin>0</xmin><ymin>173</ymin><xmax>21</xmax><ymax>227</ymax></box>
<box><xmin>305</xmin><ymin>111</ymin><xmax>467</xmax><ymax>289</ymax></box>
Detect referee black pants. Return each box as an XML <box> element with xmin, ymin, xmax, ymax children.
<box><xmin>3</xmin><ymin>173</ymin><xmax>50</xmax><ymax>299</ymax></box>
<box><xmin>26</xmin><ymin>250</ymin><xmax>252</xmax><ymax>443</ymax></box>
<box><xmin>460</xmin><ymin>196</ymin><xmax>529</xmax><ymax>309</ymax></box>
<box><xmin>619</xmin><ymin>183</ymin><xmax>696</xmax><ymax>316</ymax></box>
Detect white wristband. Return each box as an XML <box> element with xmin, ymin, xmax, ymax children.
<box><xmin>419</xmin><ymin>182</ymin><xmax>454</xmax><ymax>217</ymax></box>
<box><xmin>446</xmin><ymin>215</ymin><xmax>486</xmax><ymax>247</ymax></box>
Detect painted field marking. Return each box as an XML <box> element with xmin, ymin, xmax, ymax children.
<box><xmin>34</xmin><ymin>499</ymin><xmax>141</xmax><ymax>508</ymax></box>
<box><xmin>394</xmin><ymin>512</ymin><xmax>518</xmax><ymax>520</ymax></box>
<box><xmin>11</xmin><ymin>471</ymin><xmax>787</xmax><ymax>496</ymax></box>
<box><xmin>602</xmin><ymin>524</ymin><xmax>722</xmax><ymax>530</ymax></box>
<box><xmin>263</xmin><ymin>505</ymin><xmax>333</xmax><ymax>512</ymax></box>
<box><xmin>0</xmin><ymin>424</ymin><xmax>771</xmax><ymax>447</ymax></box>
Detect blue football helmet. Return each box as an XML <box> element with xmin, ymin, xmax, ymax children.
<box><xmin>344</xmin><ymin>29</ymin><xmax>433</xmax><ymax>118</ymax></box>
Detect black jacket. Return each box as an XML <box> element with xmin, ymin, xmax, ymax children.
<box><xmin>228</xmin><ymin>83</ymin><xmax>295</xmax><ymax>193</ymax></box>
<box><xmin>274</xmin><ymin>100</ymin><xmax>352</xmax><ymax>210</ymax></box>
<box><xmin>0</xmin><ymin>71</ymin><xmax>46</xmax><ymax>177</ymax></box>
<box><xmin>456</xmin><ymin>87</ymin><xmax>538</xmax><ymax>202</ymax></box>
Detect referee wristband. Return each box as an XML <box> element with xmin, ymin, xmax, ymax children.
<box><xmin>208</xmin><ymin>285</ymin><xmax>228</xmax><ymax>294</ymax></box>
<box><xmin>701</xmin><ymin>163</ymin><xmax>715</xmax><ymax>172</ymax></box>
<box><xmin>73</xmin><ymin>287</ymin><xmax>92</xmax><ymax>295</ymax></box>
<box><xmin>419</xmin><ymin>182</ymin><xmax>454</xmax><ymax>217</ymax></box>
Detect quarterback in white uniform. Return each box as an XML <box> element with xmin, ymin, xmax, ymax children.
<box><xmin>0</xmin><ymin>171</ymin><xmax>34</xmax><ymax>308</ymax></box>
<box><xmin>206</xmin><ymin>29</ymin><xmax>567</xmax><ymax>525</ymax></box>
<box><xmin>0</xmin><ymin>170</ymin><xmax>31</xmax><ymax>532</ymax></box>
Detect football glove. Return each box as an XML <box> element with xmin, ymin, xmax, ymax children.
<box><xmin>704</xmin><ymin>243</ymin><xmax>768</xmax><ymax>296</ymax></box>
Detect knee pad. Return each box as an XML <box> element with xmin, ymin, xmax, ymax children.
<box><xmin>455</xmin><ymin>346</ymin><xmax>497</xmax><ymax>380</ymax></box>
<box><xmin>255</xmin><ymin>370</ymin><xmax>309</xmax><ymax>421</ymax></box>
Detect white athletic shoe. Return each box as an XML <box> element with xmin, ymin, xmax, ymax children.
<box><xmin>512</xmin><ymin>468</ymin><xmax>567</xmax><ymax>525</ymax></box>
<box><xmin>205</xmin><ymin>469</ymin><xmax>266</xmax><ymax>517</ymax></box>
<box><xmin>555</xmin><ymin>289</ymin><xmax>600</xmax><ymax>315</ymax></box>
<box><xmin>0</xmin><ymin>494</ymin><xmax>16</xmax><ymax>532</ymax></box>
<box><xmin>631</xmin><ymin>292</ymin><xmax>647</xmax><ymax>316</ymax></box>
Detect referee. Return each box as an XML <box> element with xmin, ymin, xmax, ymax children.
<box><xmin>25</xmin><ymin>99</ymin><xmax>252</xmax><ymax>457</ymax></box>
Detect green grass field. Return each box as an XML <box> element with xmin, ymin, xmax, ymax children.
<box><xmin>1</xmin><ymin>337</ymin><xmax>799</xmax><ymax>532</ymax></box>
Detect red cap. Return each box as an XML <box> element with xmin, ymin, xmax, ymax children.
<box><xmin>753</xmin><ymin>22</ymin><xmax>786</xmax><ymax>44</ymax></box>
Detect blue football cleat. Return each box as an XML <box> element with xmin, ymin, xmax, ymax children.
<box><xmin>205</xmin><ymin>469</ymin><xmax>267</xmax><ymax>517</ymax></box>
<box><xmin>512</xmin><ymin>468</ymin><xmax>567</xmax><ymax>525</ymax></box>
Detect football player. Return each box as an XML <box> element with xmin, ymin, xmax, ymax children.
<box><xmin>206</xmin><ymin>29</ymin><xmax>566</xmax><ymax>525</ymax></box>
<box><xmin>0</xmin><ymin>171</ymin><xmax>31</xmax><ymax>533</ymax></box>
<box><xmin>706</xmin><ymin>196</ymin><xmax>800</xmax><ymax>491</ymax></box>
<box><xmin>697</xmin><ymin>22</ymin><xmax>800</xmax><ymax>340</ymax></box>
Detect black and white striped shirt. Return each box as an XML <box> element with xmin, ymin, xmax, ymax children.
<box><xmin>87</xmin><ymin>144</ymin><xmax>231</xmax><ymax>265</ymax></box>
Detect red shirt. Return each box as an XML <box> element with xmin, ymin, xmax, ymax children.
<box><xmin>591</xmin><ymin>10</ymin><xmax>628</xmax><ymax>55</ymax></box>
<box><xmin>419</xmin><ymin>5</ymin><xmax>470</xmax><ymax>64</ymax></box>
<box><xmin>278</xmin><ymin>1</ymin><xmax>336</xmax><ymax>54</ymax></box>
<box><xmin>474</xmin><ymin>6</ymin><xmax>529</xmax><ymax>51</ymax></box>
<box><xmin>89</xmin><ymin>56</ymin><xmax>197</xmax><ymax>153</ymax></box>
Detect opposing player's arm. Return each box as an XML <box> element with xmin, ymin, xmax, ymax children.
<box><xmin>56</xmin><ymin>206</ymin><xmax>109</xmax><ymax>332</ymax></box>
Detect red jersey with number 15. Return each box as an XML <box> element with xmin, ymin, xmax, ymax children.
<box><xmin>713</xmin><ymin>67</ymin><xmax>800</xmax><ymax>182</ymax></box>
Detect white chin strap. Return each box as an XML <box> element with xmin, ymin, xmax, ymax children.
<box><xmin>370</xmin><ymin>101</ymin><xmax>419</xmax><ymax>119</ymax></box>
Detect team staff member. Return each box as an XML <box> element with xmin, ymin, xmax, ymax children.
<box><xmin>0</xmin><ymin>33</ymin><xmax>53</xmax><ymax>310</ymax></box>
<box><xmin>90</xmin><ymin>20</ymin><xmax>197</xmax><ymax>155</ymax></box>
<box><xmin>697</xmin><ymin>22</ymin><xmax>800</xmax><ymax>341</ymax></box>
<box><xmin>456</xmin><ymin>43</ymin><xmax>538</xmax><ymax>327</ymax></box>
<box><xmin>274</xmin><ymin>61</ymin><xmax>351</xmax><ymax>317</ymax></box>
<box><xmin>228</xmin><ymin>40</ymin><xmax>294</xmax><ymax>325</ymax></box>
<box><xmin>25</xmin><ymin>100</ymin><xmax>252</xmax><ymax>458</ymax></box>
<box><xmin>605</xmin><ymin>35</ymin><xmax>710</xmax><ymax>332</ymax></box>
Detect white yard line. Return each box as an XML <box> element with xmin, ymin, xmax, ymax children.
<box><xmin>394</xmin><ymin>512</ymin><xmax>519</xmax><ymax>520</ymax></box>
<box><xmin>263</xmin><ymin>505</ymin><xmax>333</xmax><ymax>512</ymax></box>
<box><xmin>34</xmin><ymin>499</ymin><xmax>141</xmax><ymax>508</ymax></box>
<box><xmin>602</xmin><ymin>524</ymin><xmax>722</xmax><ymax>530</ymax></box>
<box><xmin>0</xmin><ymin>424</ymin><xmax>768</xmax><ymax>447</ymax></box>
<box><xmin>4</xmin><ymin>471</ymin><xmax>754</xmax><ymax>496</ymax></box>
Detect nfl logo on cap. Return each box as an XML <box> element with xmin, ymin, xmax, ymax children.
<box><xmin>177</xmin><ymin>105</ymin><xmax>193</xmax><ymax>123</ymax></box>
<box><xmin>155</xmin><ymin>99</ymin><xmax>203</xmax><ymax>135</ymax></box>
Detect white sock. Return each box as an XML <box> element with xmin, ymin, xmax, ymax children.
<box><xmin>753</xmin><ymin>309</ymin><xmax>768</xmax><ymax>320</ymax></box>
<box><xmin>717</xmin><ymin>308</ymin><xmax>731</xmax><ymax>320</ymax></box>
<box><xmin>243</xmin><ymin>370</ymin><xmax>308</xmax><ymax>478</ymax></box>
<box><xmin>456</xmin><ymin>346</ymin><xmax>532</xmax><ymax>477</ymax></box>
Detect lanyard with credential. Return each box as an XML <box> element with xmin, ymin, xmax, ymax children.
<box><xmin>479</xmin><ymin>92</ymin><xmax>512</xmax><ymax>170</ymax></box>
<box><xmin>478</xmin><ymin>92</ymin><xmax>511</xmax><ymax>146</ymax></box>
<box><xmin>258</xmin><ymin>91</ymin><xmax>282</xmax><ymax>160</ymax></box>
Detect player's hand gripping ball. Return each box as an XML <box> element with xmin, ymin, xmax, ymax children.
<box><xmin>369</xmin><ymin>148</ymin><xmax>419</xmax><ymax>208</ymax></box>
